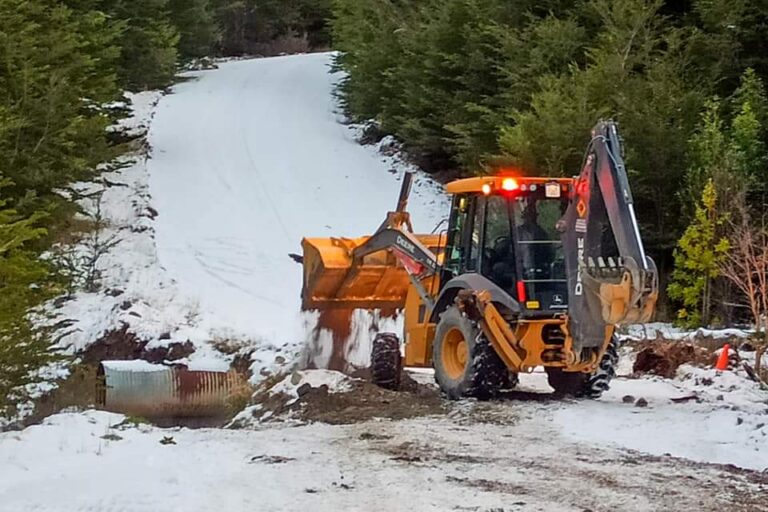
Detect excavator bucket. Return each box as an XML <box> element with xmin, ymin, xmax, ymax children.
<box><xmin>561</xmin><ymin>121</ymin><xmax>658</xmax><ymax>350</ymax></box>
<box><xmin>301</xmin><ymin>234</ymin><xmax>444</xmax><ymax>310</ymax></box>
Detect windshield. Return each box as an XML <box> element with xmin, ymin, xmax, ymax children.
<box><xmin>482</xmin><ymin>191</ymin><xmax>568</xmax><ymax>310</ymax></box>
<box><xmin>514</xmin><ymin>194</ymin><xmax>568</xmax><ymax>309</ymax></box>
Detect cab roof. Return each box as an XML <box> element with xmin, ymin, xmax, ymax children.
<box><xmin>445</xmin><ymin>175</ymin><xmax>574</xmax><ymax>195</ymax></box>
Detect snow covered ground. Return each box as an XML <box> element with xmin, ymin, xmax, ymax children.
<box><xmin>1</xmin><ymin>396</ymin><xmax>766</xmax><ymax>512</ymax></box>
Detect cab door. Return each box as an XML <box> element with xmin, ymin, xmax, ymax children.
<box><xmin>442</xmin><ymin>194</ymin><xmax>482</xmax><ymax>282</ymax></box>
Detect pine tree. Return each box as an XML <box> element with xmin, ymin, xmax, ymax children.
<box><xmin>168</xmin><ymin>0</ymin><xmax>218</xmax><ymax>59</ymax></box>
<box><xmin>108</xmin><ymin>0</ymin><xmax>180</xmax><ymax>89</ymax></box>
<box><xmin>668</xmin><ymin>180</ymin><xmax>730</xmax><ymax>327</ymax></box>
<box><xmin>729</xmin><ymin>69</ymin><xmax>768</xmax><ymax>203</ymax></box>
<box><xmin>0</xmin><ymin>179</ymin><xmax>57</xmax><ymax>415</ymax></box>
<box><xmin>0</xmin><ymin>0</ymin><xmax>122</xmax><ymax>196</ymax></box>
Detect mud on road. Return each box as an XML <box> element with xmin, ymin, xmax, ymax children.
<box><xmin>345</xmin><ymin>415</ymin><xmax>768</xmax><ymax>512</ymax></box>
<box><xmin>243</xmin><ymin>369</ymin><xmax>768</xmax><ymax>511</ymax></box>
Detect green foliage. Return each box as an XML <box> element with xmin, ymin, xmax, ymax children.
<box><xmin>671</xmin><ymin>71</ymin><xmax>768</xmax><ymax>327</ymax></box>
<box><xmin>668</xmin><ymin>181</ymin><xmax>730</xmax><ymax>327</ymax></box>
<box><xmin>333</xmin><ymin>0</ymin><xmax>522</xmax><ymax>169</ymax></box>
<box><xmin>0</xmin><ymin>180</ymin><xmax>58</xmax><ymax>414</ymax></box>
<box><xmin>0</xmin><ymin>0</ymin><xmax>122</xmax><ymax>195</ymax></box>
<box><xmin>110</xmin><ymin>0</ymin><xmax>180</xmax><ymax>90</ymax></box>
<box><xmin>213</xmin><ymin>0</ymin><xmax>332</xmax><ymax>55</ymax></box>
<box><xmin>168</xmin><ymin>0</ymin><xmax>218</xmax><ymax>59</ymax></box>
<box><xmin>685</xmin><ymin>69</ymin><xmax>768</xmax><ymax>213</ymax></box>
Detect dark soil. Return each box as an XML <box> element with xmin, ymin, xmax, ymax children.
<box><xmin>631</xmin><ymin>340</ymin><xmax>714</xmax><ymax>378</ymax></box>
<box><xmin>298</xmin><ymin>378</ymin><xmax>444</xmax><ymax>425</ymax></box>
<box><xmin>80</xmin><ymin>323</ymin><xmax>195</xmax><ymax>365</ymax></box>
<box><xmin>247</xmin><ymin>370</ymin><xmax>445</xmax><ymax>426</ymax></box>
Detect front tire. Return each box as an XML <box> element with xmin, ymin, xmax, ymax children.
<box><xmin>432</xmin><ymin>306</ymin><xmax>507</xmax><ymax>400</ymax></box>
<box><xmin>371</xmin><ymin>332</ymin><xmax>402</xmax><ymax>390</ymax></box>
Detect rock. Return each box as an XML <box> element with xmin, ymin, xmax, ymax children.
<box><xmin>290</xmin><ymin>372</ymin><xmax>302</xmax><ymax>385</ymax></box>
<box><xmin>105</xmin><ymin>288</ymin><xmax>124</xmax><ymax>297</ymax></box>
<box><xmin>635</xmin><ymin>398</ymin><xmax>649</xmax><ymax>408</ymax></box>
<box><xmin>53</xmin><ymin>295</ymin><xmax>74</xmax><ymax>309</ymax></box>
<box><xmin>159</xmin><ymin>332</ymin><xmax>171</xmax><ymax>340</ymax></box>
<box><xmin>159</xmin><ymin>436</ymin><xmax>176</xmax><ymax>445</ymax></box>
<box><xmin>622</xmin><ymin>395</ymin><xmax>635</xmax><ymax>404</ymax></box>
<box><xmin>670</xmin><ymin>394</ymin><xmax>698</xmax><ymax>403</ymax></box>
<box><xmin>716</xmin><ymin>394</ymin><xmax>724</xmax><ymax>401</ymax></box>
<box><xmin>737</xmin><ymin>417</ymin><xmax>744</xmax><ymax>425</ymax></box>
<box><xmin>274</xmin><ymin>355</ymin><xmax>286</xmax><ymax>365</ymax></box>
<box><xmin>119</xmin><ymin>300</ymin><xmax>132</xmax><ymax>311</ymax></box>
<box><xmin>296</xmin><ymin>383</ymin><xmax>313</xmax><ymax>397</ymax></box>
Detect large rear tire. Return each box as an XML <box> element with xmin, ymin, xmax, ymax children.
<box><xmin>546</xmin><ymin>335</ymin><xmax>619</xmax><ymax>398</ymax></box>
<box><xmin>432</xmin><ymin>306</ymin><xmax>507</xmax><ymax>400</ymax></box>
<box><xmin>370</xmin><ymin>332</ymin><xmax>402</xmax><ymax>390</ymax></box>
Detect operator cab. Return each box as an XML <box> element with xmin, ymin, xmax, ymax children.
<box><xmin>442</xmin><ymin>176</ymin><xmax>572</xmax><ymax>317</ymax></box>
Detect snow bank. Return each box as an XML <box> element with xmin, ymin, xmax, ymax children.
<box><xmin>622</xmin><ymin>322</ymin><xmax>750</xmax><ymax>341</ymax></box>
<box><xmin>48</xmin><ymin>91</ymin><xmax>239</xmax><ymax>375</ymax></box>
<box><xmin>270</xmin><ymin>370</ymin><xmax>356</xmax><ymax>398</ymax></box>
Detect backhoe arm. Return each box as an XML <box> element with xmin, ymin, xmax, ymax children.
<box><xmin>560</xmin><ymin>121</ymin><xmax>658</xmax><ymax>349</ymax></box>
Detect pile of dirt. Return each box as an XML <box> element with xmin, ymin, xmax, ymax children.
<box><xmin>246</xmin><ymin>370</ymin><xmax>445</xmax><ymax>426</ymax></box>
<box><xmin>298</xmin><ymin>379</ymin><xmax>444</xmax><ymax>424</ymax></box>
<box><xmin>80</xmin><ymin>323</ymin><xmax>194</xmax><ymax>365</ymax></box>
<box><xmin>632</xmin><ymin>341</ymin><xmax>714</xmax><ymax>378</ymax></box>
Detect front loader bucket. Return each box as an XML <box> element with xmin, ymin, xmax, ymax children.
<box><xmin>301</xmin><ymin>235</ymin><xmax>443</xmax><ymax>310</ymax></box>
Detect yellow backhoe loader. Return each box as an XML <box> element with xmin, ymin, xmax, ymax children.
<box><xmin>300</xmin><ymin>121</ymin><xmax>658</xmax><ymax>398</ymax></box>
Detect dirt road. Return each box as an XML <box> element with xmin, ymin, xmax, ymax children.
<box><xmin>1</xmin><ymin>401</ymin><xmax>765</xmax><ymax>512</ymax></box>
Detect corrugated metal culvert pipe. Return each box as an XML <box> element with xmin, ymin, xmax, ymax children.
<box><xmin>97</xmin><ymin>361</ymin><xmax>248</xmax><ymax>419</ymax></box>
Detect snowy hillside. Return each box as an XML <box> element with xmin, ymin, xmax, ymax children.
<box><xmin>49</xmin><ymin>53</ymin><xmax>446</xmax><ymax>378</ymax></box>
<box><xmin>147</xmin><ymin>53</ymin><xmax>446</xmax><ymax>363</ymax></box>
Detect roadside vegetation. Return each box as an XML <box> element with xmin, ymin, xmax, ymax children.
<box><xmin>0</xmin><ymin>0</ymin><xmax>332</xmax><ymax>416</ymax></box>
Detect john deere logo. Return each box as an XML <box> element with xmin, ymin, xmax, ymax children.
<box><xmin>552</xmin><ymin>294</ymin><xmax>564</xmax><ymax>305</ymax></box>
